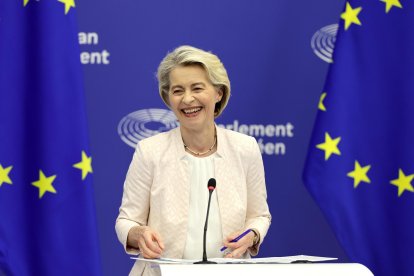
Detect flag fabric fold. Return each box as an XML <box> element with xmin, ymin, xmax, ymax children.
<box><xmin>303</xmin><ymin>1</ymin><xmax>414</xmax><ymax>275</ymax></box>
<box><xmin>0</xmin><ymin>1</ymin><xmax>101</xmax><ymax>275</ymax></box>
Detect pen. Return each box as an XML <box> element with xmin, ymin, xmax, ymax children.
<box><xmin>220</xmin><ymin>229</ymin><xmax>252</xmax><ymax>252</ymax></box>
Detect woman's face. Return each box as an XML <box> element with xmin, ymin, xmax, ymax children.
<box><xmin>168</xmin><ymin>65</ymin><xmax>222</xmax><ymax>132</ymax></box>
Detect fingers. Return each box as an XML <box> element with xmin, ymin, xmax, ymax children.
<box><xmin>223</xmin><ymin>244</ymin><xmax>248</xmax><ymax>258</ymax></box>
<box><xmin>138</xmin><ymin>238</ymin><xmax>161</xmax><ymax>258</ymax></box>
<box><xmin>224</xmin><ymin>231</ymin><xmax>243</xmax><ymax>243</ymax></box>
<box><xmin>223</xmin><ymin>231</ymin><xmax>242</xmax><ymax>249</ymax></box>
<box><xmin>139</xmin><ymin>230</ymin><xmax>164</xmax><ymax>259</ymax></box>
<box><xmin>126</xmin><ymin>226</ymin><xmax>164</xmax><ymax>259</ymax></box>
<box><xmin>144</xmin><ymin>233</ymin><xmax>162</xmax><ymax>254</ymax></box>
<box><xmin>153</xmin><ymin>231</ymin><xmax>165</xmax><ymax>251</ymax></box>
<box><xmin>224</xmin><ymin>248</ymin><xmax>244</xmax><ymax>258</ymax></box>
<box><xmin>223</xmin><ymin>230</ymin><xmax>246</xmax><ymax>249</ymax></box>
<box><xmin>223</xmin><ymin>231</ymin><xmax>255</xmax><ymax>258</ymax></box>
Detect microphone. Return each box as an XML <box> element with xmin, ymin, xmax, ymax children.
<box><xmin>194</xmin><ymin>178</ymin><xmax>217</xmax><ymax>264</ymax></box>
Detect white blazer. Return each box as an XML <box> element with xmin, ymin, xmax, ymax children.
<box><xmin>116</xmin><ymin>126</ymin><xmax>271</xmax><ymax>272</ymax></box>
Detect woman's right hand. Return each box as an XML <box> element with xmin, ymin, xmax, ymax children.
<box><xmin>127</xmin><ymin>226</ymin><xmax>165</xmax><ymax>259</ymax></box>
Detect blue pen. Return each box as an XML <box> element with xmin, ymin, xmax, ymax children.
<box><xmin>220</xmin><ymin>229</ymin><xmax>252</xmax><ymax>252</ymax></box>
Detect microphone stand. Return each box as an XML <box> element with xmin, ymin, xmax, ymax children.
<box><xmin>194</xmin><ymin>187</ymin><xmax>217</xmax><ymax>264</ymax></box>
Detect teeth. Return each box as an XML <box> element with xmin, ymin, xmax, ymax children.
<box><xmin>183</xmin><ymin>107</ymin><xmax>201</xmax><ymax>114</ymax></box>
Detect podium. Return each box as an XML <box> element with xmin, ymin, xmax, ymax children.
<box><xmin>138</xmin><ymin>262</ymin><xmax>373</xmax><ymax>276</ymax></box>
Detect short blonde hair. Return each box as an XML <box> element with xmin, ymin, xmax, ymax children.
<box><xmin>157</xmin><ymin>45</ymin><xmax>231</xmax><ymax>118</ymax></box>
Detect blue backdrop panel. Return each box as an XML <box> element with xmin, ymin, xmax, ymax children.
<box><xmin>76</xmin><ymin>1</ymin><xmax>348</xmax><ymax>275</ymax></box>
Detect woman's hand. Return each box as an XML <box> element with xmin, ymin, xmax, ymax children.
<box><xmin>223</xmin><ymin>230</ymin><xmax>255</xmax><ymax>258</ymax></box>
<box><xmin>127</xmin><ymin>226</ymin><xmax>165</xmax><ymax>259</ymax></box>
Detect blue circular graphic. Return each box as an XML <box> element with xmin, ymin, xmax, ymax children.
<box><xmin>118</xmin><ymin>108</ymin><xmax>179</xmax><ymax>148</ymax></box>
<box><xmin>311</xmin><ymin>24</ymin><xmax>338</xmax><ymax>63</ymax></box>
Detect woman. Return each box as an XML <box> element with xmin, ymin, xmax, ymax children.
<box><xmin>116</xmin><ymin>45</ymin><xmax>271</xmax><ymax>273</ymax></box>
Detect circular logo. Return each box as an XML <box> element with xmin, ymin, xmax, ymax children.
<box><xmin>311</xmin><ymin>24</ymin><xmax>338</xmax><ymax>63</ymax></box>
<box><xmin>118</xmin><ymin>108</ymin><xmax>179</xmax><ymax>148</ymax></box>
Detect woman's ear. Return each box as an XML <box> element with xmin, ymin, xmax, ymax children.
<box><xmin>216</xmin><ymin>87</ymin><xmax>223</xmax><ymax>102</ymax></box>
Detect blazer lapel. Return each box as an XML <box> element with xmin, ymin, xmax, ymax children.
<box><xmin>171</xmin><ymin>128</ymin><xmax>191</xmax><ymax>257</ymax></box>
<box><xmin>214</xmin><ymin>128</ymin><xmax>236</xmax><ymax>239</ymax></box>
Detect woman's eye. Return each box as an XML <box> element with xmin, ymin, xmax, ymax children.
<box><xmin>172</xmin><ymin>90</ymin><xmax>183</xmax><ymax>94</ymax></box>
<box><xmin>194</xmin><ymin>87</ymin><xmax>203</xmax><ymax>92</ymax></box>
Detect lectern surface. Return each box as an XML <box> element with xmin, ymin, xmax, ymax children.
<box><xmin>159</xmin><ymin>263</ymin><xmax>373</xmax><ymax>276</ymax></box>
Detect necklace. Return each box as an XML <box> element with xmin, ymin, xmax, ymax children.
<box><xmin>183</xmin><ymin>135</ymin><xmax>217</xmax><ymax>156</ymax></box>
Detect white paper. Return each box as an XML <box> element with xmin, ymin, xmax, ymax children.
<box><xmin>240</xmin><ymin>255</ymin><xmax>338</xmax><ymax>264</ymax></box>
<box><xmin>131</xmin><ymin>255</ymin><xmax>337</xmax><ymax>264</ymax></box>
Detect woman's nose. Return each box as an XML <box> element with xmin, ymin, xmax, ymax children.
<box><xmin>182</xmin><ymin>91</ymin><xmax>195</xmax><ymax>104</ymax></box>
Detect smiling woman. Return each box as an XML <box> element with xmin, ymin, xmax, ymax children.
<box><xmin>115</xmin><ymin>45</ymin><xmax>271</xmax><ymax>275</ymax></box>
<box><xmin>157</xmin><ymin>46</ymin><xmax>231</xmax><ymax>118</ymax></box>
<box><xmin>167</xmin><ymin>65</ymin><xmax>222</xmax><ymax>146</ymax></box>
<box><xmin>157</xmin><ymin>46</ymin><xmax>231</xmax><ymax>156</ymax></box>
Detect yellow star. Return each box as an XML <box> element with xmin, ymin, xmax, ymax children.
<box><xmin>58</xmin><ymin>0</ymin><xmax>76</xmax><ymax>15</ymax></box>
<box><xmin>318</xmin><ymin>92</ymin><xmax>327</xmax><ymax>111</ymax></box>
<box><xmin>32</xmin><ymin>170</ymin><xmax>57</xmax><ymax>199</ymax></box>
<box><xmin>316</xmin><ymin>132</ymin><xmax>341</xmax><ymax>160</ymax></box>
<box><xmin>23</xmin><ymin>0</ymin><xmax>30</xmax><ymax>7</ymax></box>
<box><xmin>390</xmin><ymin>169</ymin><xmax>414</xmax><ymax>197</ymax></box>
<box><xmin>347</xmin><ymin>161</ymin><xmax>371</xmax><ymax>188</ymax></box>
<box><xmin>341</xmin><ymin>2</ymin><xmax>362</xmax><ymax>30</ymax></box>
<box><xmin>380</xmin><ymin>0</ymin><xmax>402</xmax><ymax>13</ymax></box>
<box><xmin>73</xmin><ymin>151</ymin><xmax>93</xmax><ymax>180</ymax></box>
<box><xmin>0</xmin><ymin>164</ymin><xmax>13</xmax><ymax>187</ymax></box>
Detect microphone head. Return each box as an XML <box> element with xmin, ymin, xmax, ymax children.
<box><xmin>207</xmin><ymin>178</ymin><xmax>216</xmax><ymax>191</ymax></box>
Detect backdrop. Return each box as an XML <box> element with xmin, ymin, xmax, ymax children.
<box><xmin>76</xmin><ymin>1</ymin><xmax>348</xmax><ymax>274</ymax></box>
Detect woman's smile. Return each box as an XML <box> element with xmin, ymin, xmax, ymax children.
<box><xmin>181</xmin><ymin>106</ymin><xmax>203</xmax><ymax>117</ymax></box>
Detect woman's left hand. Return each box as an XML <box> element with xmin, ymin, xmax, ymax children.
<box><xmin>223</xmin><ymin>230</ymin><xmax>255</xmax><ymax>258</ymax></box>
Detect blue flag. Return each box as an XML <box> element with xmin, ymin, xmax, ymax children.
<box><xmin>0</xmin><ymin>1</ymin><xmax>101</xmax><ymax>275</ymax></box>
<box><xmin>303</xmin><ymin>1</ymin><xmax>414</xmax><ymax>275</ymax></box>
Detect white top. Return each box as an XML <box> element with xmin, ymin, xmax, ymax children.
<box><xmin>182</xmin><ymin>153</ymin><xmax>223</xmax><ymax>259</ymax></box>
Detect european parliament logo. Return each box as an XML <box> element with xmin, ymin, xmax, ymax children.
<box><xmin>117</xmin><ymin>108</ymin><xmax>179</xmax><ymax>148</ymax></box>
<box><xmin>311</xmin><ymin>24</ymin><xmax>338</xmax><ymax>63</ymax></box>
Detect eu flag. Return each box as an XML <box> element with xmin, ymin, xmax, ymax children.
<box><xmin>0</xmin><ymin>1</ymin><xmax>101</xmax><ymax>275</ymax></box>
<box><xmin>303</xmin><ymin>1</ymin><xmax>414</xmax><ymax>275</ymax></box>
